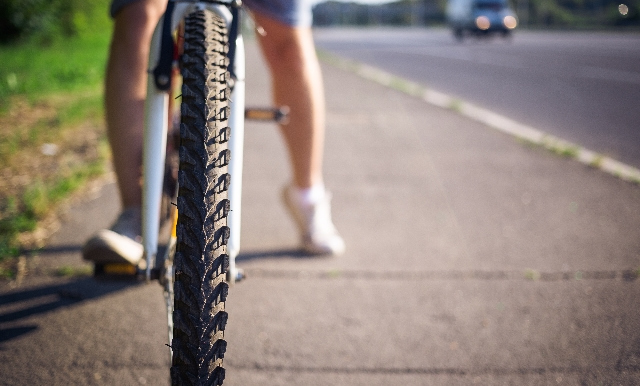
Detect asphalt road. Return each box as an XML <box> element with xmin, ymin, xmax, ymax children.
<box><xmin>313</xmin><ymin>28</ymin><xmax>640</xmax><ymax>168</ymax></box>
<box><xmin>2</xmin><ymin>38</ymin><xmax>640</xmax><ymax>385</ymax></box>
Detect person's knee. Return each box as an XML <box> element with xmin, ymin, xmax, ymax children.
<box><xmin>262</xmin><ymin>31</ymin><xmax>318</xmax><ymax>79</ymax></box>
<box><xmin>266</xmin><ymin>39</ymin><xmax>306</xmax><ymax>72</ymax></box>
<box><xmin>253</xmin><ymin>13</ymin><xmax>311</xmax><ymax>72</ymax></box>
<box><xmin>112</xmin><ymin>0</ymin><xmax>166</xmax><ymax>46</ymax></box>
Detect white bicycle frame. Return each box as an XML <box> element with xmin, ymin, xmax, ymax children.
<box><xmin>141</xmin><ymin>1</ymin><xmax>245</xmax><ymax>283</ymax></box>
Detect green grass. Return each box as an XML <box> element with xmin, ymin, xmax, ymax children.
<box><xmin>0</xmin><ymin>14</ymin><xmax>112</xmax><ymax>264</ymax></box>
<box><xmin>0</xmin><ymin>31</ymin><xmax>110</xmax><ymax>110</ymax></box>
<box><xmin>448</xmin><ymin>99</ymin><xmax>462</xmax><ymax>112</ymax></box>
<box><xmin>0</xmin><ymin>150</ymin><xmax>107</xmax><ymax>260</ymax></box>
<box><xmin>0</xmin><ymin>90</ymin><xmax>104</xmax><ymax>165</ymax></box>
<box><xmin>554</xmin><ymin>145</ymin><xmax>579</xmax><ymax>158</ymax></box>
<box><xmin>54</xmin><ymin>265</ymin><xmax>92</xmax><ymax>277</ymax></box>
<box><xmin>26</xmin><ymin>157</ymin><xmax>106</xmax><ymax>217</ymax></box>
<box><xmin>524</xmin><ymin>268</ymin><xmax>541</xmax><ymax>281</ymax></box>
<box><xmin>589</xmin><ymin>154</ymin><xmax>604</xmax><ymax>169</ymax></box>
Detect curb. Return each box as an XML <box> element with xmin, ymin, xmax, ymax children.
<box><xmin>319</xmin><ymin>51</ymin><xmax>640</xmax><ymax>185</ymax></box>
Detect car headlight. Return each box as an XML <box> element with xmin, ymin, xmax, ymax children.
<box><xmin>503</xmin><ymin>15</ymin><xmax>517</xmax><ymax>29</ymax></box>
<box><xmin>475</xmin><ymin>16</ymin><xmax>491</xmax><ymax>30</ymax></box>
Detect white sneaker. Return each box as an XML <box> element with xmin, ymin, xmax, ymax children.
<box><xmin>282</xmin><ymin>185</ymin><xmax>345</xmax><ymax>256</ymax></box>
<box><xmin>82</xmin><ymin>207</ymin><xmax>143</xmax><ymax>265</ymax></box>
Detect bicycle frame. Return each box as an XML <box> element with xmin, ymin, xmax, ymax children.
<box><xmin>142</xmin><ymin>0</ymin><xmax>245</xmax><ymax>282</ymax></box>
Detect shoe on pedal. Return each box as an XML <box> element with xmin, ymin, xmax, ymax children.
<box><xmin>282</xmin><ymin>184</ymin><xmax>345</xmax><ymax>256</ymax></box>
<box><xmin>82</xmin><ymin>207</ymin><xmax>143</xmax><ymax>266</ymax></box>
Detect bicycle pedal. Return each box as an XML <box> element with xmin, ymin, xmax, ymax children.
<box><xmin>94</xmin><ymin>263</ymin><xmax>139</xmax><ymax>280</ymax></box>
<box><xmin>245</xmin><ymin>107</ymin><xmax>289</xmax><ymax>124</ymax></box>
<box><xmin>227</xmin><ymin>267</ymin><xmax>246</xmax><ymax>284</ymax></box>
<box><xmin>235</xmin><ymin>268</ymin><xmax>246</xmax><ymax>282</ymax></box>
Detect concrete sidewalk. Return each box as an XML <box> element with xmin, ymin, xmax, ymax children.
<box><xmin>1</xmin><ymin>40</ymin><xmax>640</xmax><ymax>385</ymax></box>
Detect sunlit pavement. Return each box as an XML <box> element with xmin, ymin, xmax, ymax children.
<box><xmin>1</xmin><ymin>39</ymin><xmax>640</xmax><ymax>385</ymax></box>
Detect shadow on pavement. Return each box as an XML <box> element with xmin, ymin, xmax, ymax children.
<box><xmin>22</xmin><ymin>244</ymin><xmax>83</xmax><ymax>256</ymax></box>
<box><xmin>0</xmin><ymin>326</ymin><xmax>38</xmax><ymax>343</ymax></box>
<box><xmin>236</xmin><ymin>248</ymin><xmax>319</xmax><ymax>263</ymax></box>
<box><xmin>0</xmin><ymin>277</ymin><xmax>139</xmax><ymax>344</ymax></box>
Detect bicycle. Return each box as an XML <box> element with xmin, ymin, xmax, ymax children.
<box><xmin>94</xmin><ymin>1</ymin><xmax>287</xmax><ymax>383</ymax></box>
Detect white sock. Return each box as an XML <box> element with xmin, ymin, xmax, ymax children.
<box><xmin>292</xmin><ymin>182</ymin><xmax>326</xmax><ymax>206</ymax></box>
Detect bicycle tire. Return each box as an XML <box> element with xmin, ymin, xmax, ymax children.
<box><xmin>171</xmin><ymin>9</ymin><xmax>231</xmax><ymax>386</ymax></box>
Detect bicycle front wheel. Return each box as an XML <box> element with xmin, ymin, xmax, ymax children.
<box><xmin>171</xmin><ymin>9</ymin><xmax>231</xmax><ymax>386</ymax></box>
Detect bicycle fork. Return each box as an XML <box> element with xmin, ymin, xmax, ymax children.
<box><xmin>142</xmin><ymin>1</ymin><xmax>242</xmax><ymax>283</ymax></box>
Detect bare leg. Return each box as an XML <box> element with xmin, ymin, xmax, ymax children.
<box><xmin>82</xmin><ymin>1</ymin><xmax>166</xmax><ymax>263</ymax></box>
<box><xmin>252</xmin><ymin>13</ymin><xmax>345</xmax><ymax>255</ymax></box>
<box><xmin>252</xmin><ymin>13</ymin><xmax>326</xmax><ymax>190</ymax></box>
<box><xmin>105</xmin><ymin>0</ymin><xmax>165</xmax><ymax>209</ymax></box>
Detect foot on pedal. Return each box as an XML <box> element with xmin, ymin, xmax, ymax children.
<box><xmin>82</xmin><ymin>208</ymin><xmax>143</xmax><ymax>266</ymax></box>
<box><xmin>83</xmin><ymin>208</ymin><xmax>143</xmax><ymax>279</ymax></box>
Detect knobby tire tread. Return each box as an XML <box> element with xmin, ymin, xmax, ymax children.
<box><xmin>171</xmin><ymin>10</ymin><xmax>231</xmax><ymax>386</ymax></box>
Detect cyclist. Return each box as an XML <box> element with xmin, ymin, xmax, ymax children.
<box><xmin>82</xmin><ymin>0</ymin><xmax>345</xmax><ymax>265</ymax></box>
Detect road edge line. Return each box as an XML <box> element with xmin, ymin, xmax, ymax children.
<box><xmin>318</xmin><ymin>51</ymin><xmax>640</xmax><ymax>185</ymax></box>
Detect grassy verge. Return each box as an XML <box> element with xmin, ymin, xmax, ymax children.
<box><xmin>0</xmin><ymin>16</ymin><xmax>113</xmax><ymax>274</ymax></box>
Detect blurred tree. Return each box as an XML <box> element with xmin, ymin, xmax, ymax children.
<box><xmin>531</xmin><ymin>0</ymin><xmax>579</xmax><ymax>25</ymax></box>
<box><xmin>521</xmin><ymin>0</ymin><xmax>640</xmax><ymax>26</ymax></box>
<box><xmin>0</xmin><ymin>0</ymin><xmax>109</xmax><ymax>45</ymax></box>
<box><xmin>312</xmin><ymin>0</ymin><xmax>640</xmax><ymax>28</ymax></box>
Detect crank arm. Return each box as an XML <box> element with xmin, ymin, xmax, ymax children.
<box><xmin>245</xmin><ymin>106</ymin><xmax>290</xmax><ymax>124</ymax></box>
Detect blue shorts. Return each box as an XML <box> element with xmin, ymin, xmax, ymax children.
<box><xmin>110</xmin><ymin>0</ymin><xmax>313</xmax><ymax>27</ymax></box>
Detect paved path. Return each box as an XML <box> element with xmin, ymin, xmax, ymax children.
<box><xmin>1</xmin><ymin>40</ymin><xmax>640</xmax><ymax>385</ymax></box>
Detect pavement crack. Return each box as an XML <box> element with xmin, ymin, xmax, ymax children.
<box><xmin>227</xmin><ymin>363</ymin><xmax>640</xmax><ymax>376</ymax></box>
<box><xmin>242</xmin><ymin>268</ymin><xmax>639</xmax><ymax>282</ymax></box>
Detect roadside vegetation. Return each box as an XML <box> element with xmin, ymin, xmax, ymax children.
<box><xmin>313</xmin><ymin>0</ymin><xmax>640</xmax><ymax>29</ymax></box>
<box><xmin>0</xmin><ymin>0</ymin><xmax>112</xmax><ymax>275</ymax></box>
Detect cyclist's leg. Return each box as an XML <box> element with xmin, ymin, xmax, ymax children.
<box><xmin>251</xmin><ymin>12</ymin><xmax>325</xmax><ymax>190</ymax></box>
<box><xmin>106</xmin><ymin>0</ymin><xmax>166</xmax><ymax>210</ymax></box>
<box><xmin>83</xmin><ymin>0</ymin><xmax>166</xmax><ymax>264</ymax></box>
<box><xmin>251</xmin><ymin>11</ymin><xmax>345</xmax><ymax>255</ymax></box>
